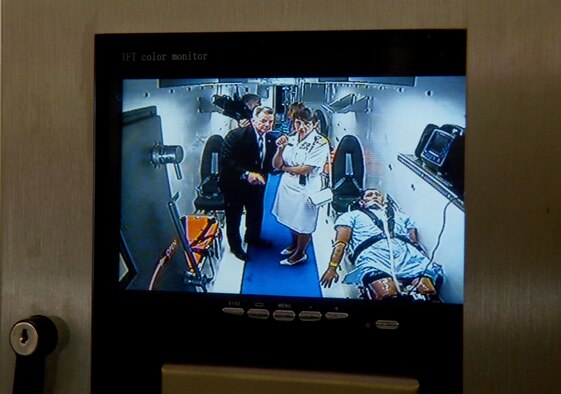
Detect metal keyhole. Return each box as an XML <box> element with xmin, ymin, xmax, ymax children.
<box><xmin>20</xmin><ymin>329</ymin><xmax>29</xmax><ymax>345</ymax></box>
<box><xmin>10</xmin><ymin>321</ymin><xmax>40</xmax><ymax>356</ymax></box>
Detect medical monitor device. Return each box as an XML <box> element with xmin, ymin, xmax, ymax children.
<box><xmin>94</xmin><ymin>30</ymin><xmax>466</xmax><ymax>394</ymax></box>
<box><xmin>415</xmin><ymin>124</ymin><xmax>465</xmax><ymax>196</ymax></box>
<box><xmin>422</xmin><ymin>129</ymin><xmax>455</xmax><ymax>167</ymax></box>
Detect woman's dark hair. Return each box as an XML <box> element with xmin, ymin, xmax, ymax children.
<box><xmin>293</xmin><ymin>106</ymin><xmax>317</xmax><ymax>123</ymax></box>
<box><xmin>287</xmin><ymin>102</ymin><xmax>306</xmax><ymax>119</ymax></box>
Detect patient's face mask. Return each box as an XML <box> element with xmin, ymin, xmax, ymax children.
<box><xmin>362</xmin><ymin>189</ymin><xmax>386</xmax><ymax>209</ymax></box>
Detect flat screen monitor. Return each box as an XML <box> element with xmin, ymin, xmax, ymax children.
<box><xmin>94</xmin><ymin>30</ymin><xmax>466</xmax><ymax>394</ymax></box>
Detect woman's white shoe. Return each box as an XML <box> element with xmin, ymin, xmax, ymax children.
<box><xmin>279</xmin><ymin>254</ymin><xmax>308</xmax><ymax>266</ymax></box>
<box><xmin>280</xmin><ymin>246</ymin><xmax>296</xmax><ymax>256</ymax></box>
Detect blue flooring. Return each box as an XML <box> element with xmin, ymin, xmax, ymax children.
<box><xmin>241</xmin><ymin>174</ymin><xmax>322</xmax><ymax>298</ymax></box>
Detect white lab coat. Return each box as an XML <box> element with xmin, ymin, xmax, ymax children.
<box><xmin>272</xmin><ymin>130</ymin><xmax>329</xmax><ymax>234</ymax></box>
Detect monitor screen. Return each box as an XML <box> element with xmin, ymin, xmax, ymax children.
<box><xmin>94</xmin><ymin>30</ymin><xmax>466</xmax><ymax>394</ymax></box>
<box><xmin>118</xmin><ymin>75</ymin><xmax>465</xmax><ymax>304</ymax></box>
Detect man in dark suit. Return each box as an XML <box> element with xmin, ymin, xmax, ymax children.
<box><xmin>220</xmin><ymin>106</ymin><xmax>278</xmax><ymax>261</ymax></box>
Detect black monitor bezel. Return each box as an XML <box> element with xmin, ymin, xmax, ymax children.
<box><xmin>93</xmin><ymin>30</ymin><xmax>466</xmax><ymax>394</ymax></box>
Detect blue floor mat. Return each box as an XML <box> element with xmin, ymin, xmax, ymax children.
<box><xmin>241</xmin><ymin>174</ymin><xmax>322</xmax><ymax>298</ymax></box>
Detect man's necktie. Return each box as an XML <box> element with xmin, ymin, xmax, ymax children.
<box><xmin>258</xmin><ymin>134</ymin><xmax>264</xmax><ymax>168</ymax></box>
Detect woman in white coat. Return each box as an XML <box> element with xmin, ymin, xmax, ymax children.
<box><xmin>272</xmin><ymin>106</ymin><xmax>330</xmax><ymax>265</ymax></box>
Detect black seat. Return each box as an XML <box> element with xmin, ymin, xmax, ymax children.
<box><xmin>331</xmin><ymin>135</ymin><xmax>364</xmax><ymax>213</ymax></box>
<box><xmin>194</xmin><ymin>135</ymin><xmax>225</xmax><ymax>212</ymax></box>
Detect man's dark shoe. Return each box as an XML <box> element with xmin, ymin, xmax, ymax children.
<box><xmin>231</xmin><ymin>249</ymin><xmax>251</xmax><ymax>261</ymax></box>
<box><xmin>246</xmin><ymin>238</ymin><xmax>273</xmax><ymax>249</ymax></box>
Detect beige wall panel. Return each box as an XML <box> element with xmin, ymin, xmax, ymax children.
<box><xmin>464</xmin><ymin>1</ymin><xmax>561</xmax><ymax>393</ymax></box>
<box><xmin>2</xmin><ymin>1</ymin><xmax>560</xmax><ymax>394</ymax></box>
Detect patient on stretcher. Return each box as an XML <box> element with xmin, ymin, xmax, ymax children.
<box><xmin>320</xmin><ymin>189</ymin><xmax>444</xmax><ymax>301</ymax></box>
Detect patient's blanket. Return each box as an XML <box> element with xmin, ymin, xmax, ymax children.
<box><xmin>335</xmin><ymin>208</ymin><xmax>443</xmax><ymax>285</ymax></box>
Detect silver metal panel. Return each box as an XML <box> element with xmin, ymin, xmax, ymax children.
<box><xmin>3</xmin><ymin>1</ymin><xmax>561</xmax><ymax>394</ymax></box>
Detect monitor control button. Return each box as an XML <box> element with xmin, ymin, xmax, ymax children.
<box><xmin>247</xmin><ymin>308</ymin><xmax>270</xmax><ymax>320</ymax></box>
<box><xmin>375</xmin><ymin>319</ymin><xmax>399</xmax><ymax>330</ymax></box>
<box><xmin>325</xmin><ymin>312</ymin><xmax>349</xmax><ymax>320</ymax></box>
<box><xmin>298</xmin><ymin>311</ymin><xmax>322</xmax><ymax>322</ymax></box>
<box><xmin>273</xmin><ymin>310</ymin><xmax>296</xmax><ymax>322</ymax></box>
<box><xmin>222</xmin><ymin>307</ymin><xmax>244</xmax><ymax>316</ymax></box>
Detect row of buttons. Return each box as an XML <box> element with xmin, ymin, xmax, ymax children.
<box><xmin>222</xmin><ymin>307</ymin><xmax>349</xmax><ymax>322</ymax></box>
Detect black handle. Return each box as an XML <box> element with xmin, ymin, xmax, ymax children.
<box><xmin>10</xmin><ymin>315</ymin><xmax>58</xmax><ymax>394</ymax></box>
